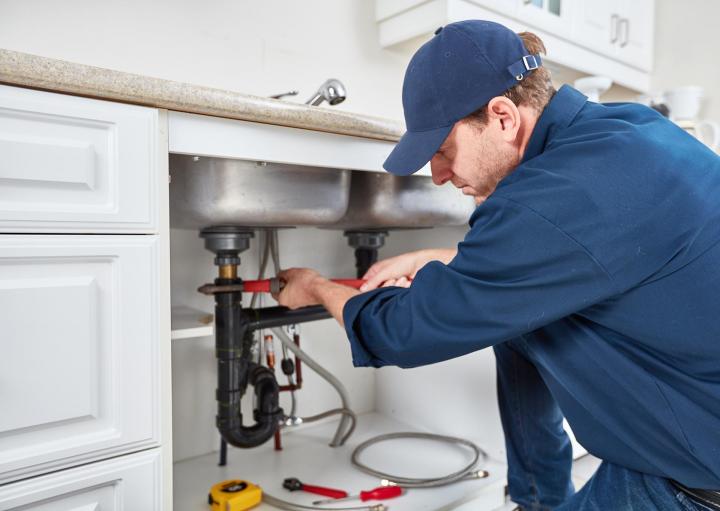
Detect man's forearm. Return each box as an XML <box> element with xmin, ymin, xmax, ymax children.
<box><xmin>424</xmin><ymin>248</ymin><xmax>458</xmax><ymax>265</ymax></box>
<box><xmin>310</xmin><ymin>278</ymin><xmax>361</xmax><ymax>327</ymax></box>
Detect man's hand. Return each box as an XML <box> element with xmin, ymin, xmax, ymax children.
<box><xmin>274</xmin><ymin>268</ymin><xmax>325</xmax><ymax>310</ymax></box>
<box><xmin>361</xmin><ymin>248</ymin><xmax>457</xmax><ymax>291</ymax></box>
<box><xmin>273</xmin><ymin>268</ymin><xmax>362</xmax><ymax>326</ymax></box>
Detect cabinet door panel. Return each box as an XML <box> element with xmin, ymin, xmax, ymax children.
<box><xmin>516</xmin><ymin>0</ymin><xmax>572</xmax><ymax>37</ymax></box>
<box><xmin>0</xmin><ymin>236</ymin><xmax>160</xmax><ymax>484</ymax></box>
<box><xmin>0</xmin><ymin>449</ymin><xmax>162</xmax><ymax>510</ymax></box>
<box><xmin>616</xmin><ymin>0</ymin><xmax>654</xmax><ymax>71</ymax></box>
<box><xmin>0</xmin><ymin>85</ymin><xmax>158</xmax><ymax>233</ymax></box>
<box><xmin>571</xmin><ymin>0</ymin><xmax>618</xmax><ymax>59</ymax></box>
<box><xmin>467</xmin><ymin>0</ymin><xmax>517</xmax><ymax>18</ymax></box>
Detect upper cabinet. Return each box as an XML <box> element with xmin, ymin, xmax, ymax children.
<box><xmin>572</xmin><ymin>0</ymin><xmax>654</xmax><ymax>71</ymax></box>
<box><xmin>375</xmin><ymin>0</ymin><xmax>655</xmax><ymax>92</ymax></box>
<box><xmin>517</xmin><ymin>0</ymin><xmax>572</xmax><ymax>36</ymax></box>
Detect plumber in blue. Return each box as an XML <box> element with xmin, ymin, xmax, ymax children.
<box><xmin>276</xmin><ymin>20</ymin><xmax>720</xmax><ymax>510</ymax></box>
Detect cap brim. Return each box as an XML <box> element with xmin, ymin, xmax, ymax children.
<box><xmin>383</xmin><ymin>124</ymin><xmax>454</xmax><ymax>176</ymax></box>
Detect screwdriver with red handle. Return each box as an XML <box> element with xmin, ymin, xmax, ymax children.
<box><xmin>311</xmin><ymin>485</ymin><xmax>404</xmax><ymax>505</ymax></box>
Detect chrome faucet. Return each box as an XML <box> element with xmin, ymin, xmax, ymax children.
<box><xmin>269</xmin><ymin>90</ymin><xmax>299</xmax><ymax>100</ymax></box>
<box><xmin>305</xmin><ymin>79</ymin><xmax>347</xmax><ymax>106</ymax></box>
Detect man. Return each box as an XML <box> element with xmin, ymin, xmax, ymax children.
<box><xmin>275</xmin><ymin>20</ymin><xmax>720</xmax><ymax>510</ymax></box>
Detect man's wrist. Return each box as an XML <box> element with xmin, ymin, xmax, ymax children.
<box><xmin>305</xmin><ymin>275</ymin><xmax>325</xmax><ymax>302</ymax></box>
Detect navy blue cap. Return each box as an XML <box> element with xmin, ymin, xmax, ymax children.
<box><xmin>384</xmin><ymin>20</ymin><xmax>542</xmax><ymax>176</ymax></box>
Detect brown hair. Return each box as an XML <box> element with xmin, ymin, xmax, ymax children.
<box><xmin>466</xmin><ymin>32</ymin><xmax>556</xmax><ymax>125</ymax></box>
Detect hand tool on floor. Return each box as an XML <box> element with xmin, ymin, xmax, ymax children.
<box><xmin>312</xmin><ymin>485</ymin><xmax>404</xmax><ymax>505</ymax></box>
<box><xmin>282</xmin><ymin>477</ymin><xmax>349</xmax><ymax>499</ymax></box>
<box><xmin>208</xmin><ymin>479</ymin><xmax>262</xmax><ymax>511</ymax></box>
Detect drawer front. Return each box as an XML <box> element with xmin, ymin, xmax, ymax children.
<box><xmin>0</xmin><ymin>449</ymin><xmax>162</xmax><ymax>510</ymax></box>
<box><xmin>0</xmin><ymin>236</ymin><xmax>161</xmax><ymax>484</ymax></box>
<box><xmin>0</xmin><ymin>85</ymin><xmax>159</xmax><ymax>233</ymax></box>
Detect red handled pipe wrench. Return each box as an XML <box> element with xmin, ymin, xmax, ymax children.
<box><xmin>242</xmin><ymin>278</ymin><xmax>366</xmax><ymax>294</ymax></box>
<box><xmin>282</xmin><ymin>477</ymin><xmax>348</xmax><ymax>499</ymax></box>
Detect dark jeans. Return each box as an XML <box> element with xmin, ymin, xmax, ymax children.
<box><xmin>494</xmin><ymin>338</ymin><xmax>707</xmax><ymax>511</ymax></box>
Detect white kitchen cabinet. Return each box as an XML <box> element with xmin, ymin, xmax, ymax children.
<box><xmin>615</xmin><ymin>0</ymin><xmax>654</xmax><ymax>71</ymax></box>
<box><xmin>471</xmin><ymin>0</ymin><xmax>517</xmax><ymax>18</ymax></box>
<box><xmin>376</xmin><ymin>0</ymin><xmax>655</xmax><ymax>91</ymax></box>
<box><xmin>168</xmin><ymin>111</ymin><xmax>402</xmax><ymax>174</ymax></box>
<box><xmin>571</xmin><ymin>1</ymin><xmax>617</xmax><ymax>60</ymax></box>
<box><xmin>0</xmin><ymin>85</ymin><xmax>159</xmax><ymax>233</ymax></box>
<box><xmin>572</xmin><ymin>0</ymin><xmax>654</xmax><ymax>71</ymax></box>
<box><xmin>516</xmin><ymin>0</ymin><xmax>572</xmax><ymax>38</ymax></box>
<box><xmin>0</xmin><ymin>235</ymin><xmax>162</xmax><ymax>485</ymax></box>
<box><xmin>0</xmin><ymin>448</ymin><xmax>162</xmax><ymax>510</ymax></box>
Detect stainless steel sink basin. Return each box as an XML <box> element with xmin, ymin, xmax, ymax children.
<box><xmin>327</xmin><ymin>171</ymin><xmax>476</xmax><ymax>230</ymax></box>
<box><xmin>169</xmin><ymin>154</ymin><xmax>475</xmax><ymax>230</ymax></box>
<box><xmin>170</xmin><ymin>155</ymin><xmax>351</xmax><ymax>228</ymax></box>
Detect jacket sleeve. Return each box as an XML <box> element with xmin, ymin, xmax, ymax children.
<box><xmin>342</xmin><ymin>196</ymin><xmax>617</xmax><ymax>368</ymax></box>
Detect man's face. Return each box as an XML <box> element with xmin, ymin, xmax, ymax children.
<box><xmin>430</xmin><ymin>109</ymin><xmax>522</xmax><ymax>205</ymax></box>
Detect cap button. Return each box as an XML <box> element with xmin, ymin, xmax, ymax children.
<box><xmin>434</xmin><ymin>26</ymin><xmax>443</xmax><ymax>35</ymax></box>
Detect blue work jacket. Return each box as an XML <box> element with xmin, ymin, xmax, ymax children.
<box><xmin>343</xmin><ymin>85</ymin><xmax>720</xmax><ymax>488</ymax></box>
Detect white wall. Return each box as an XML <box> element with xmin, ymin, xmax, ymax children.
<box><xmin>0</xmin><ymin>0</ymin><xmax>409</xmax><ymax>120</ymax></box>
<box><xmin>372</xmin><ymin>228</ymin><xmax>507</xmax><ymax>459</ymax></box>
<box><xmin>651</xmin><ymin>0</ymin><xmax>720</xmax><ymax>123</ymax></box>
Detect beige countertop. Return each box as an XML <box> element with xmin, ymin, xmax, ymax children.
<box><xmin>0</xmin><ymin>48</ymin><xmax>404</xmax><ymax>142</ymax></box>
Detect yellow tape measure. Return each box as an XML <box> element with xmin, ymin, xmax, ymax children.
<box><xmin>208</xmin><ymin>479</ymin><xmax>262</xmax><ymax>511</ymax></box>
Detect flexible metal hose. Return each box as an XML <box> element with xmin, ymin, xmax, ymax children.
<box><xmin>351</xmin><ymin>432</ymin><xmax>489</xmax><ymax>488</ymax></box>
<box><xmin>294</xmin><ymin>407</ymin><xmax>356</xmax><ymax>445</ymax></box>
<box><xmin>272</xmin><ymin>327</ymin><xmax>356</xmax><ymax>446</ymax></box>
<box><xmin>250</xmin><ymin>229</ymin><xmax>272</xmax><ymax>310</ymax></box>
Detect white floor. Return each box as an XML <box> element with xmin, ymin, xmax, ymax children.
<box><xmin>173</xmin><ymin>410</ymin><xmax>603</xmax><ymax>511</ymax></box>
<box><xmin>175</xmin><ymin>412</ymin><xmax>508</xmax><ymax>511</ymax></box>
<box><xmin>572</xmin><ymin>454</ymin><xmax>602</xmax><ymax>488</ymax></box>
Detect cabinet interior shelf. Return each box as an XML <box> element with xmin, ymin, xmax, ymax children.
<box><xmin>171</xmin><ymin>305</ymin><xmax>214</xmax><ymax>340</ymax></box>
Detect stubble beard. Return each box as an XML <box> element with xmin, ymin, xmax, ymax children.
<box><xmin>470</xmin><ymin>142</ymin><xmax>520</xmax><ymax>204</ymax></box>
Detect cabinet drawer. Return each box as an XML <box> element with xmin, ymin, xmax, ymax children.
<box><xmin>0</xmin><ymin>85</ymin><xmax>159</xmax><ymax>233</ymax></box>
<box><xmin>0</xmin><ymin>449</ymin><xmax>162</xmax><ymax>510</ymax></box>
<box><xmin>0</xmin><ymin>236</ymin><xmax>161</xmax><ymax>484</ymax></box>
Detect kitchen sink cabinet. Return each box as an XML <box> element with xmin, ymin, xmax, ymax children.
<box><xmin>0</xmin><ymin>85</ymin><xmax>160</xmax><ymax>233</ymax></box>
<box><xmin>0</xmin><ymin>235</ymin><xmax>162</xmax><ymax>485</ymax></box>
<box><xmin>0</xmin><ymin>82</ymin><xmax>498</xmax><ymax>510</ymax></box>
<box><xmin>0</xmin><ymin>84</ymin><xmax>171</xmax><ymax>510</ymax></box>
<box><xmin>0</xmin><ymin>449</ymin><xmax>162</xmax><ymax>510</ymax></box>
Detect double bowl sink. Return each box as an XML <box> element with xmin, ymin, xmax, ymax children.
<box><xmin>169</xmin><ymin>154</ymin><xmax>476</xmax><ymax>230</ymax></box>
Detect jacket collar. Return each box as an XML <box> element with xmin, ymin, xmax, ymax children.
<box><xmin>521</xmin><ymin>84</ymin><xmax>588</xmax><ymax>163</ymax></box>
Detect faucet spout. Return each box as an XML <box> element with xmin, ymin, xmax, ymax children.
<box><xmin>305</xmin><ymin>78</ymin><xmax>346</xmax><ymax>106</ymax></box>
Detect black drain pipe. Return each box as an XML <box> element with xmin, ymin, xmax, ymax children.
<box><xmin>248</xmin><ymin>305</ymin><xmax>330</xmax><ymax>330</ymax></box>
<box><xmin>345</xmin><ymin>230</ymin><xmax>388</xmax><ymax>277</ymax></box>
<box><xmin>202</xmin><ymin>227</ymin><xmax>388</xmax><ymax>457</ymax></box>
<box><xmin>201</xmin><ymin>227</ymin><xmax>335</xmax><ymax>454</ymax></box>
<box><xmin>213</xmin><ymin>272</ymin><xmax>284</xmax><ymax>448</ymax></box>
<box><xmin>201</xmin><ymin>227</ymin><xmax>285</xmax><ymax>449</ymax></box>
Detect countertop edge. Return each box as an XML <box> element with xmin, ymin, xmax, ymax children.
<box><xmin>0</xmin><ymin>48</ymin><xmax>404</xmax><ymax>142</ymax></box>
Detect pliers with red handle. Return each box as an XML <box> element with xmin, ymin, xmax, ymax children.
<box><xmin>282</xmin><ymin>477</ymin><xmax>348</xmax><ymax>499</ymax></box>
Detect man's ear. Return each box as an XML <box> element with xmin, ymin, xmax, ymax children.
<box><xmin>487</xmin><ymin>96</ymin><xmax>521</xmax><ymax>142</ymax></box>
